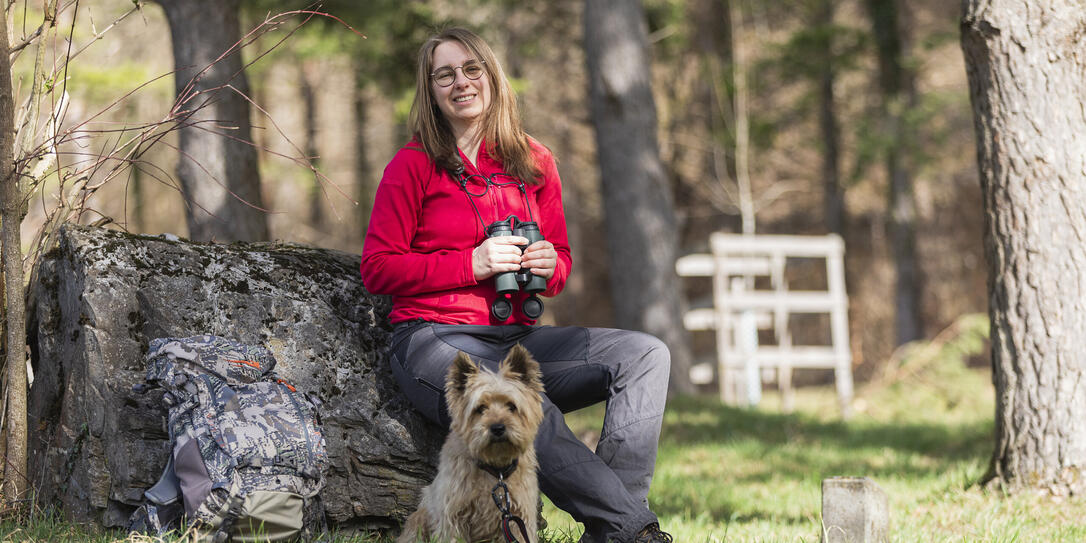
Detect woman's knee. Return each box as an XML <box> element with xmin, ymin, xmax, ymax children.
<box><xmin>627</xmin><ymin>331</ymin><xmax>671</xmax><ymax>377</ymax></box>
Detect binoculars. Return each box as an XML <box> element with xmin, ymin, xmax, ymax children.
<box><xmin>486</xmin><ymin>215</ymin><xmax>546</xmax><ymax>321</ymax></box>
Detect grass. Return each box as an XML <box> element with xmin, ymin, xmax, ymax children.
<box><xmin>537</xmin><ymin>325</ymin><xmax>1086</xmax><ymax>542</ymax></box>
<box><xmin>5</xmin><ymin>323</ymin><xmax>1086</xmax><ymax>541</ymax></box>
<box><xmin>545</xmin><ymin>390</ymin><xmax>997</xmax><ymax>542</ymax></box>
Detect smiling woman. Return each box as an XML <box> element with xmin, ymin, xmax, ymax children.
<box><xmin>404</xmin><ymin>27</ymin><xmax>539</xmax><ymax>184</ymax></box>
<box><xmin>360</xmin><ymin>26</ymin><xmax>675</xmax><ymax>543</ymax></box>
<box><xmin>429</xmin><ymin>41</ymin><xmax>491</xmax><ymax>156</ymax></box>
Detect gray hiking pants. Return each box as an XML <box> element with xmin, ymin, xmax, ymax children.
<box><xmin>388</xmin><ymin>322</ymin><xmax>670</xmax><ymax>543</ymax></box>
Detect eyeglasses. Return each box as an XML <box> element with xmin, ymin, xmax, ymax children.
<box><xmin>431</xmin><ymin>60</ymin><xmax>486</xmax><ymax>88</ymax></box>
<box><xmin>456</xmin><ymin>172</ymin><xmax>523</xmax><ymax>197</ymax></box>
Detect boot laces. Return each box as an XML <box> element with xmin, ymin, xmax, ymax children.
<box><xmin>634</xmin><ymin>523</ymin><xmax>673</xmax><ymax>543</ymax></box>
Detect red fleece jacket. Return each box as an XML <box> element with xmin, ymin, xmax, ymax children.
<box><xmin>360</xmin><ymin>139</ymin><xmax>571</xmax><ymax>325</ymax></box>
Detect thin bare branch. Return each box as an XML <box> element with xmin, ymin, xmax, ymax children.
<box><xmin>7</xmin><ymin>25</ymin><xmax>43</xmax><ymax>57</ymax></box>
<box><xmin>62</xmin><ymin>1</ymin><xmax>141</xmax><ymax>67</ymax></box>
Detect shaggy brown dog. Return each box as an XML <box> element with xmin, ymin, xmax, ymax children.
<box><xmin>398</xmin><ymin>344</ymin><xmax>544</xmax><ymax>543</ymax></box>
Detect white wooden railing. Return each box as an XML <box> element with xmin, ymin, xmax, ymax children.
<box><xmin>677</xmin><ymin>232</ymin><xmax>853</xmax><ymax>416</ymax></box>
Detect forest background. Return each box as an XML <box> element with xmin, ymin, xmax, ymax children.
<box><xmin>5</xmin><ymin>0</ymin><xmax>1086</xmax><ymax>539</ymax></box>
<box><xmin>13</xmin><ymin>0</ymin><xmax>983</xmax><ymax>389</ymax></box>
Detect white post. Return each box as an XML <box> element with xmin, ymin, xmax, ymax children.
<box><xmin>827</xmin><ymin>240</ymin><xmax>853</xmax><ymax>418</ymax></box>
<box><xmin>732</xmin><ymin>276</ymin><xmax>760</xmax><ymax>407</ymax></box>
<box><xmin>738</xmin><ymin>309</ymin><xmax>760</xmax><ymax>406</ymax></box>
<box><xmin>716</xmin><ymin>256</ymin><xmax>735</xmax><ymax>404</ymax></box>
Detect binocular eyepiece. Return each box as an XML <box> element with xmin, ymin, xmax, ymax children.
<box><xmin>486</xmin><ymin>215</ymin><xmax>546</xmax><ymax>321</ymax></box>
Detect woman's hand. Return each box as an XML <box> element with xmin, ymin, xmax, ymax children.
<box><xmin>472</xmin><ymin>236</ymin><xmax>529</xmax><ymax>281</ymax></box>
<box><xmin>521</xmin><ymin>240</ymin><xmax>558</xmax><ymax>280</ymax></box>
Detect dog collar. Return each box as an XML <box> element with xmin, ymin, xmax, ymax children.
<box><xmin>476</xmin><ymin>458</ymin><xmax>518</xmax><ymax>479</ymax></box>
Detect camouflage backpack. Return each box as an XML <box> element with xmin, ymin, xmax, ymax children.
<box><xmin>128</xmin><ymin>335</ymin><xmax>328</xmax><ymax>542</ymax></box>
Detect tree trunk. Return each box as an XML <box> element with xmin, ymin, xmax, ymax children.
<box><xmin>865</xmin><ymin>0</ymin><xmax>923</xmax><ymax>345</ymax></box>
<box><xmin>353</xmin><ymin>70</ymin><xmax>374</xmax><ymax>241</ymax></box>
<box><xmin>0</xmin><ymin>4</ymin><xmax>29</xmax><ymax>503</ymax></box>
<box><xmin>153</xmin><ymin>0</ymin><xmax>268</xmax><ymax>242</ymax></box>
<box><xmin>300</xmin><ymin>60</ymin><xmax>323</xmax><ymax>229</ymax></box>
<box><xmin>128</xmin><ymin>100</ymin><xmax>146</xmax><ymax>230</ymax></box>
<box><xmin>690</xmin><ymin>0</ymin><xmax>732</xmax><ymax>212</ymax></box>
<box><xmin>727</xmin><ymin>0</ymin><xmax>755</xmax><ymax>235</ymax></box>
<box><xmin>817</xmin><ymin>0</ymin><xmax>844</xmax><ymax>235</ymax></box>
<box><xmin>962</xmin><ymin>0</ymin><xmax>1086</xmax><ymax>496</ymax></box>
<box><xmin>584</xmin><ymin>0</ymin><xmax>694</xmax><ymax>394</ymax></box>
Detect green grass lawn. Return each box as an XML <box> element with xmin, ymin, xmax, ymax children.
<box><xmin>540</xmin><ymin>355</ymin><xmax>1086</xmax><ymax>542</ymax></box>
<box><xmin>5</xmin><ymin>328</ymin><xmax>1086</xmax><ymax>542</ymax></box>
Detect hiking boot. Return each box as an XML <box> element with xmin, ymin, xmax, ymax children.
<box><xmin>633</xmin><ymin>523</ymin><xmax>674</xmax><ymax>543</ymax></box>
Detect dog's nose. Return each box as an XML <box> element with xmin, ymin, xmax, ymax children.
<box><xmin>489</xmin><ymin>423</ymin><xmax>506</xmax><ymax>438</ymax></box>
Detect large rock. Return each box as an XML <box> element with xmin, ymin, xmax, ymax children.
<box><xmin>27</xmin><ymin>224</ymin><xmax>442</xmax><ymax>531</ymax></box>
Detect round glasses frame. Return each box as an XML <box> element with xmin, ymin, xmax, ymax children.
<box><xmin>457</xmin><ymin>172</ymin><xmax>522</xmax><ymax>197</ymax></box>
<box><xmin>431</xmin><ymin>60</ymin><xmax>487</xmax><ymax>88</ymax></box>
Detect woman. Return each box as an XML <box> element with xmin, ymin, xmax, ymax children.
<box><xmin>361</xmin><ymin>27</ymin><xmax>673</xmax><ymax>543</ymax></box>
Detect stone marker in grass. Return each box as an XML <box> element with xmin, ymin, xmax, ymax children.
<box><xmin>821</xmin><ymin>476</ymin><xmax>888</xmax><ymax>543</ymax></box>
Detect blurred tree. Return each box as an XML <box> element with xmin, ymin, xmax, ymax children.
<box><xmin>243</xmin><ymin>0</ymin><xmax>442</xmax><ymax>240</ymax></box>
<box><xmin>151</xmin><ymin>0</ymin><xmax>269</xmax><ymax>241</ymax></box>
<box><xmin>727</xmin><ymin>0</ymin><xmax>755</xmax><ymax>235</ymax></box>
<box><xmin>864</xmin><ymin>0</ymin><xmax>923</xmax><ymax>345</ymax></box>
<box><xmin>770</xmin><ymin>0</ymin><xmax>867</xmax><ymax>234</ymax></box>
<box><xmin>685</xmin><ymin>0</ymin><xmax>732</xmax><ymax>220</ymax></box>
<box><xmin>298</xmin><ymin>61</ymin><xmax>323</xmax><ymax>228</ymax></box>
<box><xmin>814</xmin><ymin>0</ymin><xmax>843</xmax><ymax>235</ymax></box>
<box><xmin>352</xmin><ymin>65</ymin><xmax>376</xmax><ymax>239</ymax></box>
<box><xmin>584</xmin><ymin>0</ymin><xmax>694</xmax><ymax>393</ymax></box>
<box><xmin>661</xmin><ymin>0</ymin><xmax>865</xmax><ymax>236</ymax></box>
<box><xmin>962</xmin><ymin>0</ymin><xmax>1086</xmax><ymax>496</ymax></box>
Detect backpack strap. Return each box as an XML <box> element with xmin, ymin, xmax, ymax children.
<box><xmin>127</xmin><ymin>500</ymin><xmax>184</xmax><ymax>537</ymax></box>
<box><xmin>127</xmin><ymin>452</ymin><xmax>185</xmax><ymax>537</ymax></box>
<box><xmin>278</xmin><ymin>381</ymin><xmax>325</xmax><ymax>479</ymax></box>
<box><xmin>145</xmin><ymin>455</ymin><xmax>183</xmax><ymax>506</ymax></box>
<box><xmin>206</xmin><ymin>477</ymin><xmax>249</xmax><ymax>543</ymax></box>
<box><xmin>212</xmin><ymin>494</ymin><xmax>247</xmax><ymax>543</ymax></box>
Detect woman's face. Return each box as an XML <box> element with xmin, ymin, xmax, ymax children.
<box><xmin>430</xmin><ymin>40</ymin><xmax>492</xmax><ymax>136</ymax></box>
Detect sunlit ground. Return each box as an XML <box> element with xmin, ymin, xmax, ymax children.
<box><xmin>541</xmin><ymin>366</ymin><xmax>1086</xmax><ymax>543</ymax></box>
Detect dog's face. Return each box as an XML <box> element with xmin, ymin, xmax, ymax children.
<box><xmin>445</xmin><ymin>344</ymin><xmax>545</xmax><ymax>465</ymax></box>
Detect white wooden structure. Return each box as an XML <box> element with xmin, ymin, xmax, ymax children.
<box><xmin>676</xmin><ymin>232</ymin><xmax>853</xmax><ymax>416</ymax></box>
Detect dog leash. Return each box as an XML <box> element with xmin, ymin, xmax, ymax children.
<box><xmin>479</xmin><ymin>459</ymin><xmax>532</xmax><ymax>543</ymax></box>
<box><xmin>491</xmin><ymin>472</ymin><xmax>532</xmax><ymax>543</ymax></box>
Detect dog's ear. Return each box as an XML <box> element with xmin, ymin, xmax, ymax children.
<box><xmin>500</xmin><ymin>344</ymin><xmax>543</xmax><ymax>393</ymax></box>
<box><xmin>447</xmin><ymin>351</ymin><xmax>478</xmax><ymax>397</ymax></box>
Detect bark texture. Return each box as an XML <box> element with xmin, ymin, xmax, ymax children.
<box><xmin>26</xmin><ymin>225</ymin><xmax>441</xmax><ymax>528</ymax></box>
<box><xmin>817</xmin><ymin>0</ymin><xmax>845</xmax><ymax>235</ymax></box>
<box><xmin>584</xmin><ymin>0</ymin><xmax>694</xmax><ymax>393</ymax></box>
<box><xmin>961</xmin><ymin>0</ymin><xmax>1086</xmax><ymax>496</ymax></box>
<box><xmin>0</xmin><ymin>3</ymin><xmax>29</xmax><ymax>503</ymax></box>
<box><xmin>153</xmin><ymin>0</ymin><xmax>269</xmax><ymax>242</ymax></box>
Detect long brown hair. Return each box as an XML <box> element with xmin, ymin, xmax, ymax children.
<box><xmin>408</xmin><ymin>28</ymin><xmax>543</xmax><ymax>185</ymax></box>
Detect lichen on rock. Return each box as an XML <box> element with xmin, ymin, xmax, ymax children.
<box><xmin>27</xmin><ymin>224</ymin><xmax>441</xmax><ymax>532</ymax></box>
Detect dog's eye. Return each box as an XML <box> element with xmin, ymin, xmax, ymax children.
<box><xmin>507</xmin><ymin>402</ymin><xmax>517</xmax><ymax>413</ymax></box>
<box><xmin>474</xmin><ymin>404</ymin><xmax>487</xmax><ymax>415</ymax></box>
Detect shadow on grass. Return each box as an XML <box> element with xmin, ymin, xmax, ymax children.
<box><xmin>661</xmin><ymin>395</ymin><xmax>991</xmax><ymax>460</ymax></box>
<box><xmin>644</xmin><ymin>395</ymin><xmax>993</xmax><ymax>522</ymax></box>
